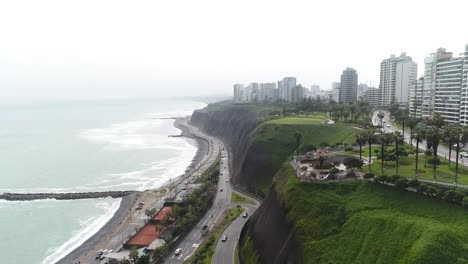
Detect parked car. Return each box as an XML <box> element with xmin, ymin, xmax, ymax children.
<box><xmin>460</xmin><ymin>152</ymin><xmax>468</xmax><ymax>158</ymax></box>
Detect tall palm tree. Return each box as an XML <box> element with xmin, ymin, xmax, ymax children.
<box><xmin>377</xmin><ymin>131</ymin><xmax>393</xmax><ymax>174</ymax></box>
<box><xmin>355</xmin><ymin>131</ymin><xmax>367</xmax><ymax>160</ymax></box>
<box><xmin>377</xmin><ymin>111</ymin><xmax>385</xmax><ymax>127</ymax></box>
<box><xmin>407</xmin><ymin>117</ymin><xmax>419</xmax><ymax>147</ymax></box>
<box><xmin>412</xmin><ymin>125</ymin><xmax>425</xmax><ymax>177</ymax></box>
<box><xmin>365</xmin><ymin>128</ymin><xmax>376</xmax><ymax>171</ymax></box>
<box><xmin>393</xmin><ymin>131</ymin><xmax>405</xmax><ymax>175</ymax></box>
<box><xmin>443</xmin><ymin>124</ymin><xmax>460</xmax><ymax>167</ymax></box>
<box><xmin>454</xmin><ymin>127</ymin><xmax>468</xmax><ymax>182</ymax></box>
<box><xmin>425</xmin><ymin>126</ymin><xmax>443</xmax><ymax>179</ymax></box>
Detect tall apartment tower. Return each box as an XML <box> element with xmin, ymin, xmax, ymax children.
<box><xmin>379</xmin><ymin>53</ymin><xmax>417</xmax><ymax>107</ymax></box>
<box><xmin>233</xmin><ymin>84</ymin><xmax>244</xmax><ymax>102</ymax></box>
<box><xmin>363</xmin><ymin>87</ymin><xmax>379</xmax><ymax>109</ymax></box>
<box><xmin>278</xmin><ymin>77</ymin><xmax>297</xmax><ymax>102</ymax></box>
<box><xmin>434</xmin><ymin>56</ymin><xmax>464</xmax><ymax>123</ymax></box>
<box><xmin>459</xmin><ymin>45</ymin><xmax>468</xmax><ymax>125</ymax></box>
<box><xmin>421</xmin><ymin>48</ymin><xmax>453</xmax><ymax>118</ymax></box>
<box><xmin>339</xmin><ymin>68</ymin><xmax>358</xmax><ymax>103</ymax></box>
<box><xmin>331</xmin><ymin>82</ymin><xmax>340</xmax><ymax>102</ymax></box>
<box><xmin>258</xmin><ymin>83</ymin><xmax>277</xmax><ymax>102</ymax></box>
<box><xmin>409</xmin><ymin>77</ymin><xmax>424</xmax><ymax>118</ymax></box>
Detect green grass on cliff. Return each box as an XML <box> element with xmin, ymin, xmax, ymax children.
<box><xmin>273</xmin><ymin>164</ymin><xmax>468</xmax><ymax>264</ymax></box>
<box><xmin>247</xmin><ymin>119</ymin><xmax>356</xmax><ymax>194</ymax></box>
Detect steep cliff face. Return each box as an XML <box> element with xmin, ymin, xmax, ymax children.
<box><xmin>240</xmin><ymin>187</ymin><xmax>302</xmax><ymax>264</ymax></box>
<box><xmin>190</xmin><ymin>105</ymin><xmax>262</xmax><ymax>187</ymax></box>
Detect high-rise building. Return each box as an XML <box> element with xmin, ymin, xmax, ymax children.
<box><xmin>291</xmin><ymin>85</ymin><xmax>305</xmax><ymax>103</ymax></box>
<box><xmin>245</xmin><ymin>83</ymin><xmax>259</xmax><ymax>102</ymax></box>
<box><xmin>434</xmin><ymin>57</ymin><xmax>464</xmax><ymax>123</ymax></box>
<box><xmin>258</xmin><ymin>83</ymin><xmax>277</xmax><ymax>102</ymax></box>
<box><xmin>421</xmin><ymin>48</ymin><xmax>453</xmax><ymax>118</ymax></box>
<box><xmin>409</xmin><ymin>77</ymin><xmax>424</xmax><ymax>118</ymax></box>
<box><xmin>363</xmin><ymin>87</ymin><xmax>379</xmax><ymax>109</ymax></box>
<box><xmin>339</xmin><ymin>68</ymin><xmax>358</xmax><ymax>103</ymax></box>
<box><xmin>458</xmin><ymin>45</ymin><xmax>468</xmax><ymax>125</ymax></box>
<box><xmin>309</xmin><ymin>85</ymin><xmax>320</xmax><ymax>98</ymax></box>
<box><xmin>379</xmin><ymin>53</ymin><xmax>417</xmax><ymax>107</ymax></box>
<box><xmin>278</xmin><ymin>77</ymin><xmax>296</xmax><ymax>102</ymax></box>
<box><xmin>357</xmin><ymin>83</ymin><xmax>369</xmax><ymax>101</ymax></box>
<box><xmin>233</xmin><ymin>84</ymin><xmax>244</xmax><ymax>103</ymax></box>
<box><xmin>331</xmin><ymin>82</ymin><xmax>340</xmax><ymax>102</ymax></box>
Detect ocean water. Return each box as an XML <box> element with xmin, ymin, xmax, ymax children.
<box><xmin>0</xmin><ymin>98</ymin><xmax>206</xmax><ymax>264</ymax></box>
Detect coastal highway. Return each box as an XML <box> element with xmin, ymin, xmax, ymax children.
<box><xmin>164</xmin><ymin>139</ymin><xmax>231</xmax><ymax>263</ymax></box>
<box><xmin>212</xmin><ymin>191</ymin><xmax>261</xmax><ymax>264</ymax></box>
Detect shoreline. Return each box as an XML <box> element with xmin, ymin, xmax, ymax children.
<box><xmin>55</xmin><ymin>116</ymin><xmax>211</xmax><ymax>264</ymax></box>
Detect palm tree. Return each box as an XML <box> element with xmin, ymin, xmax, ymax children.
<box><xmin>407</xmin><ymin>117</ymin><xmax>419</xmax><ymax>147</ymax></box>
<box><xmin>412</xmin><ymin>125</ymin><xmax>425</xmax><ymax>177</ymax></box>
<box><xmin>454</xmin><ymin>127</ymin><xmax>468</xmax><ymax>182</ymax></box>
<box><xmin>377</xmin><ymin>111</ymin><xmax>385</xmax><ymax>127</ymax></box>
<box><xmin>377</xmin><ymin>131</ymin><xmax>393</xmax><ymax>174</ymax></box>
<box><xmin>443</xmin><ymin>124</ymin><xmax>460</xmax><ymax>167</ymax></box>
<box><xmin>400</xmin><ymin>110</ymin><xmax>409</xmax><ymax>138</ymax></box>
<box><xmin>355</xmin><ymin>131</ymin><xmax>367</xmax><ymax>160</ymax></box>
<box><xmin>425</xmin><ymin>126</ymin><xmax>443</xmax><ymax>179</ymax></box>
<box><xmin>393</xmin><ymin>131</ymin><xmax>405</xmax><ymax>175</ymax></box>
<box><xmin>365</xmin><ymin>128</ymin><xmax>376</xmax><ymax>171</ymax></box>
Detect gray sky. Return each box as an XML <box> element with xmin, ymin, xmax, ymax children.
<box><xmin>1</xmin><ymin>0</ymin><xmax>467</xmax><ymax>101</ymax></box>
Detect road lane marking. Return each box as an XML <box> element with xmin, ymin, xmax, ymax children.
<box><xmin>184</xmin><ymin>256</ymin><xmax>190</xmax><ymax>261</ymax></box>
<box><xmin>192</xmin><ymin>243</ymin><xmax>200</xmax><ymax>248</ymax></box>
<box><xmin>172</xmin><ymin>255</ymin><xmax>175</xmax><ymax>259</ymax></box>
<box><xmin>178</xmin><ymin>253</ymin><xmax>183</xmax><ymax>260</ymax></box>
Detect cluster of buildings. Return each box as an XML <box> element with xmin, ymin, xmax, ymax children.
<box><xmin>233</xmin><ymin>77</ymin><xmax>330</xmax><ymax>103</ymax></box>
<box><xmin>232</xmin><ymin>44</ymin><xmax>468</xmax><ymax>124</ymax></box>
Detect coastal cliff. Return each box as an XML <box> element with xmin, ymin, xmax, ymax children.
<box><xmin>190</xmin><ymin>102</ymin><xmax>302</xmax><ymax>263</ymax></box>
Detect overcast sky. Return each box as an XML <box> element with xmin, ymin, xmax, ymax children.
<box><xmin>1</xmin><ymin>0</ymin><xmax>467</xmax><ymax>101</ymax></box>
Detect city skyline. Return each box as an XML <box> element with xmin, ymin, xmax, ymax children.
<box><xmin>1</xmin><ymin>0</ymin><xmax>468</xmax><ymax>101</ymax></box>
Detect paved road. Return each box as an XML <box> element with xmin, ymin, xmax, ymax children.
<box><xmin>212</xmin><ymin>192</ymin><xmax>260</xmax><ymax>264</ymax></box>
<box><xmin>164</xmin><ymin>139</ymin><xmax>231</xmax><ymax>263</ymax></box>
<box><xmin>372</xmin><ymin>111</ymin><xmax>468</xmax><ymax>166</ymax></box>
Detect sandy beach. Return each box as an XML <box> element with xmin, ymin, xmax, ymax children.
<box><xmin>55</xmin><ymin>117</ymin><xmax>213</xmax><ymax>264</ymax></box>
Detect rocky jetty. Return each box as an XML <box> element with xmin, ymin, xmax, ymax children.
<box><xmin>0</xmin><ymin>191</ymin><xmax>135</xmax><ymax>201</ymax></box>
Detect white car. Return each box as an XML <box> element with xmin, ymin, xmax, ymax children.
<box><xmin>175</xmin><ymin>248</ymin><xmax>182</xmax><ymax>255</ymax></box>
<box><xmin>222</xmin><ymin>235</ymin><xmax>227</xmax><ymax>242</ymax></box>
<box><xmin>386</xmin><ymin>125</ymin><xmax>391</xmax><ymax>128</ymax></box>
<box><xmin>460</xmin><ymin>152</ymin><xmax>468</xmax><ymax>158</ymax></box>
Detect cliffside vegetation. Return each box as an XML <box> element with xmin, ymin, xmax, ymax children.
<box><xmin>273</xmin><ymin>164</ymin><xmax>468</xmax><ymax>263</ymax></box>
<box><xmin>246</xmin><ymin>116</ymin><xmax>356</xmax><ymax>195</ymax></box>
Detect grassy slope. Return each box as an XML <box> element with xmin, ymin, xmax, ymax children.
<box><xmin>274</xmin><ymin>164</ymin><xmax>468</xmax><ymax>264</ymax></box>
<box><xmin>249</xmin><ymin>117</ymin><xmax>356</xmax><ymax>193</ymax></box>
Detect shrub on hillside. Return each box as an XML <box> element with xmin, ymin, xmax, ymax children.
<box><xmin>416</xmin><ymin>184</ymin><xmax>428</xmax><ymax>193</ymax></box>
<box><xmin>408</xmin><ymin>179</ymin><xmax>420</xmax><ymax>188</ymax></box>
<box><xmin>463</xmin><ymin>197</ymin><xmax>468</xmax><ymax>208</ymax></box>
<box><xmin>395</xmin><ymin>178</ymin><xmax>409</xmax><ymax>189</ymax></box>
<box><xmin>426</xmin><ymin>186</ymin><xmax>438</xmax><ymax>197</ymax></box>
<box><xmin>363</xmin><ymin>173</ymin><xmax>375</xmax><ymax>179</ymax></box>
<box><xmin>427</xmin><ymin>158</ymin><xmax>441</xmax><ymax>165</ymax></box>
<box><xmin>320</xmin><ymin>141</ymin><xmax>330</xmax><ymax>147</ymax></box>
<box><xmin>387</xmin><ymin>175</ymin><xmax>401</xmax><ymax>184</ymax></box>
<box><xmin>344</xmin><ymin>146</ymin><xmax>354</xmax><ymax>152</ymax></box>
<box><xmin>375</xmin><ymin>175</ymin><xmax>388</xmax><ymax>183</ymax></box>
<box><xmin>343</xmin><ymin>156</ymin><xmax>364</xmax><ymax>169</ymax></box>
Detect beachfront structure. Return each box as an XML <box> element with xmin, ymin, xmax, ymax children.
<box><xmin>339</xmin><ymin>67</ymin><xmax>358</xmax><ymax>103</ymax></box>
<box><xmin>379</xmin><ymin>53</ymin><xmax>417</xmax><ymax>107</ymax></box>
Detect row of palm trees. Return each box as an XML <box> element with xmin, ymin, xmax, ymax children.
<box><xmin>355</xmin><ymin>117</ymin><xmax>468</xmax><ymax>181</ymax></box>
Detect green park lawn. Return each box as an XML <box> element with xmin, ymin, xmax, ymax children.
<box><xmin>265</xmin><ymin>116</ymin><xmax>326</xmax><ymax>125</ymax></box>
<box><xmin>363</xmin><ymin>155</ymin><xmax>468</xmax><ymax>185</ymax></box>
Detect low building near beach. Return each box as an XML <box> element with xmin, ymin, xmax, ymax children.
<box><xmin>151</xmin><ymin>206</ymin><xmax>175</xmax><ymax>224</ymax></box>
<box><xmin>125</xmin><ymin>224</ymin><xmax>164</xmax><ymax>248</ymax></box>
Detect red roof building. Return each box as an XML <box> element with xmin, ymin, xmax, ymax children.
<box><xmin>151</xmin><ymin>206</ymin><xmax>175</xmax><ymax>223</ymax></box>
<box><xmin>126</xmin><ymin>224</ymin><xmax>163</xmax><ymax>248</ymax></box>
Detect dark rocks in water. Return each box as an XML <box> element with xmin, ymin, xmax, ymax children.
<box><xmin>0</xmin><ymin>191</ymin><xmax>135</xmax><ymax>201</ymax></box>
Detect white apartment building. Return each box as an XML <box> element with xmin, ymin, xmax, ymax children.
<box><xmin>421</xmin><ymin>48</ymin><xmax>453</xmax><ymax>118</ymax></box>
<box><xmin>245</xmin><ymin>83</ymin><xmax>259</xmax><ymax>102</ymax></box>
<box><xmin>233</xmin><ymin>84</ymin><xmax>244</xmax><ymax>103</ymax></box>
<box><xmin>339</xmin><ymin>67</ymin><xmax>358</xmax><ymax>103</ymax></box>
<box><xmin>379</xmin><ymin>53</ymin><xmax>417</xmax><ymax>107</ymax></box>
<box><xmin>331</xmin><ymin>82</ymin><xmax>340</xmax><ymax>102</ymax></box>
<box><xmin>409</xmin><ymin>77</ymin><xmax>424</xmax><ymax>118</ymax></box>
<box><xmin>459</xmin><ymin>45</ymin><xmax>468</xmax><ymax>125</ymax></box>
<box><xmin>278</xmin><ymin>77</ymin><xmax>297</xmax><ymax>102</ymax></box>
<box><xmin>433</xmin><ymin>57</ymin><xmax>464</xmax><ymax>123</ymax></box>
<box><xmin>258</xmin><ymin>83</ymin><xmax>278</xmax><ymax>102</ymax></box>
<box><xmin>309</xmin><ymin>85</ymin><xmax>320</xmax><ymax>98</ymax></box>
<box><xmin>363</xmin><ymin>87</ymin><xmax>379</xmax><ymax>109</ymax></box>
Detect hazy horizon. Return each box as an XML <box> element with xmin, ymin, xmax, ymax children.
<box><xmin>1</xmin><ymin>0</ymin><xmax>468</xmax><ymax>100</ymax></box>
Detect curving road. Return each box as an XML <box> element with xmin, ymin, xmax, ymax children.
<box><xmin>164</xmin><ymin>135</ymin><xmax>231</xmax><ymax>263</ymax></box>
<box><xmin>212</xmin><ymin>191</ymin><xmax>260</xmax><ymax>264</ymax></box>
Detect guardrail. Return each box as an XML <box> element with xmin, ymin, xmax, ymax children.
<box><xmin>230</xmin><ymin>185</ymin><xmax>263</xmax><ymax>204</ymax></box>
